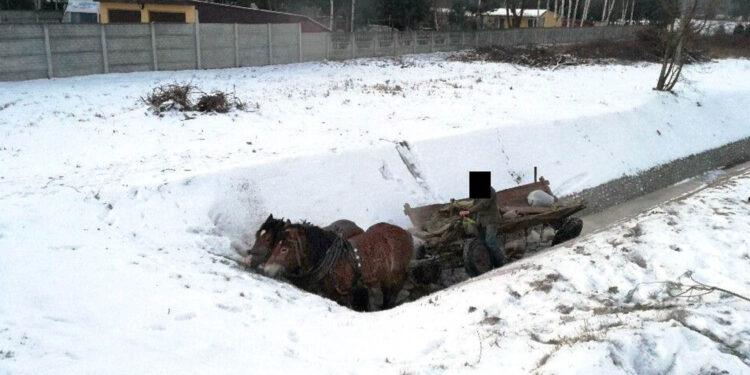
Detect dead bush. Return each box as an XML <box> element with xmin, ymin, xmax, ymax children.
<box><xmin>143</xmin><ymin>83</ymin><xmax>247</xmax><ymax>115</ymax></box>
<box><xmin>143</xmin><ymin>83</ymin><xmax>194</xmax><ymax>113</ymax></box>
<box><xmin>194</xmin><ymin>91</ymin><xmax>246</xmax><ymax>113</ymax></box>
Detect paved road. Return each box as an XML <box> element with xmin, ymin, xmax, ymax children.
<box><xmin>580</xmin><ymin>160</ymin><xmax>750</xmax><ymax>236</ymax></box>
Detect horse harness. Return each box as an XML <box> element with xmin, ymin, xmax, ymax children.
<box><xmin>286</xmin><ymin>233</ymin><xmax>363</xmax><ymax>295</ymax></box>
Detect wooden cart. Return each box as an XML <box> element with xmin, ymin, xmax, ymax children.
<box><xmin>403</xmin><ymin>178</ymin><xmax>586</xmax><ymax>280</ymax></box>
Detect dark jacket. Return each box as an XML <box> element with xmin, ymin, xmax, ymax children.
<box><xmin>468</xmin><ymin>186</ymin><xmax>499</xmax><ymax>226</ymax></box>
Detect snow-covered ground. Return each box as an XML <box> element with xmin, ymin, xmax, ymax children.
<box><xmin>1</xmin><ymin>55</ymin><xmax>749</xmax><ymax>374</ymax></box>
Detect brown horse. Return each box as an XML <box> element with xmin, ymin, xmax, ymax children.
<box><xmin>263</xmin><ymin>221</ymin><xmax>413</xmax><ymax>310</ymax></box>
<box><xmin>243</xmin><ymin>215</ymin><xmax>365</xmax><ymax>269</ymax></box>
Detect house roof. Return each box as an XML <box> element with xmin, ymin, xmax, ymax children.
<box><xmin>485</xmin><ymin>8</ymin><xmax>550</xmax><ymax>17</ymax></box>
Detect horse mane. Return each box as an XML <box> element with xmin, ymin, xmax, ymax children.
<box><xmin>258</xmin><ymin>215</ymin><xmax>287</xmax><ymax>242</ymax></box>
<box><xmin>287</xmin><ymin>221</ymin><xmax>339</xmax><ymax>267</ymax></box>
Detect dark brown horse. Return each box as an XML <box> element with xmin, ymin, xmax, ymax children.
<box><xmin>263</xmin><ymin>221</ymin><xmax>413</xmax><ymax>310</ymax></box>
<box><xmin>324</xmin><ymin>219</ymin><xmax>365</xmax><ymax>239</ymax></box>
<box><xmin>243</xmin><ymin>215</ymin><xmax>364</xmax><ymax>269</ymax></box>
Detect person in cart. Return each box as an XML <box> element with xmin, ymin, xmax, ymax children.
<box><xmin>459</xmin><ymin>185</ymin><xmax>505</xmax><ymax>267</ymax></box>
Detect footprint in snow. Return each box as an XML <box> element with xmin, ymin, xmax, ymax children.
<box><xmin>174</xmin><ymin>313</ymin><xmax>196</xmax><ymax>321</ymax></box>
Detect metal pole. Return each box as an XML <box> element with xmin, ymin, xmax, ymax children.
<box><xmin>43</xmin><ymin>24</ymin><xmax>52</xmax><ymax>78</ymax></box>
<box><xmin>100</xmin><ymin>24</ymin><xmax>109</xmax><ymax>73</ymax></box>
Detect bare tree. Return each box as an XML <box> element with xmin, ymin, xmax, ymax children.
<box><xmin>350</xmin><ymin>0</ymin><xmax>355</xmax><ymax>32</ymax></box>
<box><xmin>330</xmin><ymin>0</ymin><xmax>334</xmax><ymax>30</ymax></box>
<box><xmin>604</xmin><ymin>0</ymin><xmax>617</xmax><ymax>24</ymax></box>
<box><xmin>580</xmin><ymin>0</ymin><xmax>591</xmax><ymax>27</ymax></box>
<box><xmin>655</xmin><ymin>0</ymin><xmax>716</xmax><ymax>91</ymax></box>
<box><xmin>629</xmin><ymin>0</ymin><xmax>635</xmax><ymax>24</ymax></box>
<box><xmin>505</xmin><ymin>0</ymin><xmax>528</xmax><ymax>28</ymax></box>
<box><xmin>566</xmin><ymin>0</ymin><xmax>572</xmax><ymax>26</ymax></box>
<box><xmin>601</xmin><ymin>0</ymin><xmax>608</xmax><ymax>22</ymax></box>
<box><xmin>572</xmin><ymin>0</ymin><xmax>580</xmax><ymax>26</ymax></box>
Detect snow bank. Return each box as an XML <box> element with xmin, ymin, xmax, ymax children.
<box><xmin>1</xmin><ymin>55</ymin><xmax>750</xmax><ymax>374</ymax></box>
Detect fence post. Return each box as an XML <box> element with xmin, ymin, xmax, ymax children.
<box><xmin>150</xmin><ymin>23</ymin><xmax>158</xmax><ymax>71</ymax></box>
<box><xmin>267</xmin><ymin>23</ymin><xmax>273</xmax><ymax>65</ymax></box>
<box><xmin>194</xmin><ymin>10</ymin><xmax>201</xmax><ymax>69</ymax></box>
<box><xmin>461</xmin><ymin>31</ymin><xmax>465</xmax><ymax>49</ymax></box>
<box><xmin>42</xmin><ymin>24</ymin><xmax>52</xmax><ymax>78</ymax></box>
<box><xmin>474</xmin><ymin>31</ymin><xmax>479</xmax><ymax>47</ymax></box>
<box><xmin>429</xmin><ymin>31</ymin><xmax>434</xmax><ymax>53</ymax></box>
<box><xmin>234</xmin><ymin>23</ymin><xmax>239</xmax><ymax>67</ymax></box>
<box><xmin>412</xmin><ymin>31</ymin><xmax>417</xmax><ymax>54</ymax></box>
<box><xmin>100</xmin><ymin>24</ymin><xmax>109</xmax><ymax>74</ymax></box>
<box><xmin>298</xmin><ymin>23</ymin><xmax>302</xmax><ymax>62</ymax></box>
<box><xmin>351</xmin><ymin>32</ymin><xmax>356</xmax><ymax>59</ymax></box>
<box><xmin>325</xmin><ymin>32</ymin><xmax>330</xmax><ymax>60</ymax></box>
<box><xmin>392</xmin><ymin>31</ymin><xmax>398</xmax><ymax>56</ymax></box>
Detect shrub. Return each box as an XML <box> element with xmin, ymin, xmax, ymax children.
<box><xmin>143</xmin><ymin>83</ymin><xmax>246</xmax><ymax>114</ymax></box>
<box><xmin>143</xmin><ymin>83</ymin><xmax>194</xmax><ymax>113</ymax></box>
<box><xmin>733</xmin><ymin>24</ymin><xmax>745</xmax><ymax>35</ymax></box>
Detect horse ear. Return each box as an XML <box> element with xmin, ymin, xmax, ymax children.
<box><xmin>267</xmin><ymin>213</ymin><xmax>274</xmax><ymax>221</ymax></box>
<box><xmin>286</xmin><ymin>219</ymin><xmax>291</xmax><ymax>225</ymax></box>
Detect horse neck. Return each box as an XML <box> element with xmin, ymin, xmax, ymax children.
<box><xmin>299</xmin><ymin>225</ymin><xmax>338</xmax><ymax>268</ymax></box>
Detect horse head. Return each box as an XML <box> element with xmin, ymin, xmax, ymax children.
<box><xmin>247</xmin><ymin>214</ymin><xmax>288</xmax><ymax>268</ymax></box>
<box><xmin>263</xmin><ymin>222</ymin><xmax>338</xmax><ymax>280</ymax></box>
<box><xmin>263</xmin><ymin>226</ymin><xmax>307</xmax><ymax>278</ymax></box>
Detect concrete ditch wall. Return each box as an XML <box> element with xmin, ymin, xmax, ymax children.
<box><xmin>564</xmin><ymin>136</ymin><xmax>750</xmax><ymax>215</ymax></box>
<box><xmin>0</xmin><ymin>24</ymin><xmax>644</xmax><ymax>82</ymax></box>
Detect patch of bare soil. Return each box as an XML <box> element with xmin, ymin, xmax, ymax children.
<box><xmin>450</xmin><ymin>28</ymin><xmax>740</xmax><ymax>67</ymax></box>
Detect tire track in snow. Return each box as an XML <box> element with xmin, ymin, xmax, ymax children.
<box><xmin>392</xmin><ymin>140</ymin><xmax>438</xmax><ymax>201</ymax></box>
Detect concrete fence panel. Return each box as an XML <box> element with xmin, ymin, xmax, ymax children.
<box><xmin>301</xmin><ymin>32</ymin><xmax>327</xmax><ymax>62</ymax></box>
<box><xmin>0</xmin><ymin>24</ymin><xmax>47</xmax><ymax>81</ymax></box>
<box><xmin>200</xmin><ymin>23</ymin><xmax>235</xmax><ymax>69</ymax></box>
<box><xmin>47</xmin><ymin>24</ymin><xmax>104</xmax><ymax>78</ymax></box>
<box><xmin>270</xmin><ymin>23</ymin><xmax>298</xmax><ymax>64</ymax></box>
<box><xmin>104</xmin><ymin>24</ymin><xmax>153</xmax><ymax>73</ymax></box>
<box><xmin>155</xmin><ymin>23</ymin><xmax>196</xmax><ymax>71</ymax></box>
<box><xmin>0</xmin><ymin>24</ymin><xmax>647</xmax><ymax>81</ymax></box>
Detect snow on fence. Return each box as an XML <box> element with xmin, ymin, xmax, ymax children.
<box><xmin>0</xmin><ymin>24</ymin><xmax>645</xmax><ymax>81</ymax></box>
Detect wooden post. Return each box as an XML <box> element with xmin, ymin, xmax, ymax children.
<box><xmin>350</xmin><ymin>32</ymin><xmax>355</xmax><ymax>59</ymax></box>
<box><xmin>194</xmin><ymin>10</ymin><xmax>201</xmax><ymax>69</ymax></box>
<box><xmin>43</xmin><ymin>24</ymin><xmax>52</xmax><ymax>78</ymax></box>
<box><xmin>429</xmin><ymin>32</ymin><xmax>434</xmax><ymax>53</ymax></box>
<box><xmin>234</xmin><ymin>23</ymin><xmax>239</xmax><ymax>67</ymax></box>
<box><xmin>150</xmin><ymin>22</ymin><xmax>158</xmax><ymax>71</ymax></box>
<box><xmin>100</xmin><ymin>24</ymin><xmax>109</xmax><ymax>73</ymax></box>
<box><xmin>412</xmin><ymin>31</ymin><xmax>417</xmax><ymax>54</ymax></box>
<box><xmin>267</xmin><ymin>23</ymin><xmax>273</xmax><ymax>64</ymax></box>
<box><xmin>298</xmin><ymin>23</ymin><xmax>303</xmax><ymax>62</ymax></box>
<box><xmin>534</xmin><ymin>166</ymin><xmax>538</xmax><ymax>182</ymax></box>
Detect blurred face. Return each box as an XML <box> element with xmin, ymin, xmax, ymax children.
<box><xmin>263</xmin><ymin>229</ymin><xmax>300</xmax><ymax>278</ymax></box>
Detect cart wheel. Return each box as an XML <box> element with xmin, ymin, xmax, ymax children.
<box><xmin>463</xmin><ymin>239</ymin><xmax>494</xmax><ymax>277</ymax></box>
<box><xmin>412</xmin><ymin>244</ymin><xmax>441</xmax><ymax>285</ymax></box>
<box><xmin>552</xmin><ymin>217</ymin><xmax>583</xmax><ymax>245</ymax></box>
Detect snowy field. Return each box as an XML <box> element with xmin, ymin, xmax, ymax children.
<box><xmin>1</xmin><ymin>55</ymin><xmax>750</xmax><ymax>374</ymax></box>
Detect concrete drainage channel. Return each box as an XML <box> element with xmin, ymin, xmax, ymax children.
<box><xmin>398</xmin><ymin>137</ymin><xmax>750</xmax><ymax>305</ymax></box>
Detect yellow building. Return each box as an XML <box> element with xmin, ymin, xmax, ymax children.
<box><xmin>97</xmin><ymin>0</ymin><xmax>196</xmax><ymax>24</ymax></box>
<box><xmin>483</xmin><ymin>8</ymin><xmax>563</xmax><ymax>28</ymax></box>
